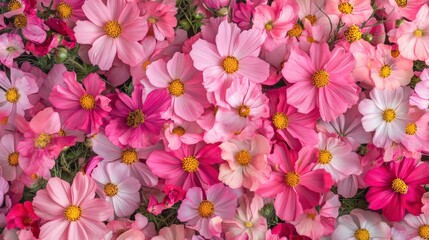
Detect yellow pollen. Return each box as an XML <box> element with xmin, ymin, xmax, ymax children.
<box><xmin>34</xmin><ymin>133</ymin><xmax>52</xmax><ymax>149</ymax></box>
<box><xmin>30</xmin><ymin>173</ymin><xmax>38</xmax><ymax>180</ymax></box>
<box><xmin>182</xmin><ymin>156</ymin><xmax>199</xmax><ymax>172</ymax></box>
<box><xmin>354</xmin><ymin>228</ymin><xmax>370</xmax><ymax>240</ymax></box>
<box><xmin>419</xmin><ymin>225</ymin><xmax>429</xmax><ymax>239</ymax></box>
<box><xmin>383</xmin><ymin>109</ymin><xmax>396</xmax><ymax>123</ymax></box>
<box><xmin>307</xmin><ymin>213</ymin><xmax>317</xmax><ymax>220</ymax></box>
<box><xmin>391</xmin><ymin>50</ymin><xmax>400</xmax><ymax>58</ymax></box>
<box><xmin>344</xmin><ymin>25</ymin><xmax>362</xmax><ymax>43</ymax></box>
<box><xmin>307</xmin><ymin>36</ymin><xmax>315</xmax><ymax>43</ymax></box>
<box><xmin>13</xmin><ymin>14</ymin><xmax>27</xmax><ymax>28</ymax></box>
<box><xmin>391</xmin><ymin>178</ymin><xmax>408</xmax><ymax>194</ymax></box>
<box><xmin>56</xmin><ymin>2</ymin><xmax>73</xmax><ymax>19</ymax></box>
<box><xmin>265</xmin><ymin>22</ymin><xmax>273</xmax><ymax>31</ymax></box>
<box><xmin>318</xmin><ymin>150</ymin><xmax>332</xmax><ymax>164</ymax></box>
<box><xmin>415</xmin><ymin>29</ymin><xmax>423</xmax><ymax>37</ymax></box>
<box><xmin>79</xmin><ymin>94</ymin><xmax>95</xmax><ymax>110</ymax></box>
<box><xmin>64</xmin><ymin>205</ymin><xmax>82</xmax><ymax>221</ymax></box>
<box><xmin>7</xmin><ymin>152</ymin><xmax>19</xmax><ymax>167</ymax></box>
<box><xmin>121</xmin><ymin>149</ymin><xmax>138</xmax><ymax>165</ymax></box>
<box><xmin>142</xmin><ymin>60</ymin><xmax>151</xmax><ymax>70</ymax></box>
<box><xmin>104</xmin><ymin>183</ymin><xmax>118</xmax><ymax>197</ymax></box>
<box><xmin>126</xmin><ymin>109</ymin><xmax>145</xmax><ymax>128</ymax></box>
<box><xmin>379</xmin><ymin>65</ymin><xmax>391</xmax><ymax>78</ymax></box>
<box><xmin>198</xmin><ymin>200</ymin><xmax>214</xmax><ymax>218</ymax></box>
<box><xmin>338</xmin><ymin>2</ymin><xmax>354</xmax><ymax>14</ymax></box>
<box><xmin>284</xmin><ymin>172</ymin><xmax>300</xmax><ymax>187</ymax></box>
<box><xmin>244</xmin><ymin>221</ymin><xmax>253</xmax><ymax>228</ymax></box>
<box><xmin>405</xmin><ymin>123</ymin><xmax>417</xmax><ymax>135</ymax></box>
<box><xmin>287</xmin><ymin>24</ymin><xmax>303</xmax><ymax>37</ymax></box>
<box><xmin>148</xmin><ymin>17</ymin><xmax>157</xmax><ymax>24</ymax></box>
<box><xmin>305</xmin><ymin>15</ymin><xmax>317</xmax><ymax>25</ymax></box>
<box><xmin>58</xmin><ymin>129</ymin><xmax>66</xmax><ymax>136</ymax></box>
<box><xmin>395</xmin><ymin>0</ymin><xmax>407</xmax><ymax>7</ymax></box>
<box><xmin>238</xmin><ymin>105</ymin><xmax>250</xmax><ymax>118</ymax></box>
<box><xmin>172</xmin><ymin>126</ymin><xmax>186</xmax><ymax>136</ymax></box>
<box><xmin>312</xmin><ymin>70</ymin><xmax>330</xmax><ymax>88</ymax></box>
<box><xmin>104</xmin><ymin>20</ymin><xmax>122</xmax><ymax>38</ymax></box>
<box><xmin>5</xmin><ymin>88</ymin><xmax>20</xmax><ymax>103</ymax></box>
<box><xmin>8</xmin><ymin>0</ymin><xmax>21</xmax><ymax>11</ymax></box>
<box><xmin>168</xmin><ymin>79</ymin><xmax>185</xmax><ymax>97</ymax></box>
<box><xmin>272</xmin><ymin>112</ymin><xmax>289</xmax><ymax>130</ymax></box>
<box><xmin>235</xmin><ymin>150</ymin><xmax>252</xmax><ymax>166</ymax></box>
<box><xmin>222</xmin><ymin>56</ymin><xmax>239</xmax><ymax>74</ymax></box>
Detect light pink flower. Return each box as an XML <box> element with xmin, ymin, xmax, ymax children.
<box><xmin>106</xmin><ymin>213</ymin><xmax>156</xmax><ymax>240</ymax></box>
<box><xmin>0</xmin><ymin>33</ymin><xmax>24</xmax><ymax>67</ymax></box>
<box><xmin>388</xmin><ymin>0</ymin><xmax>427</xmax><ymax>21</ymax></box>
<box><xmin>410</xmin><ymin>68</ymin><xmax>429</xmax><ymax>110</ymax></box>
<box><xmin>400</xmin><ymin>110</ymin><xmax>429</xmax><ymax>153</ymax></box>
<box><xmin>11</xmin><ymin>10</ymin><xmax>47</xmax><ymax>44</ymax></box>
<box><xmin>177</xmin><ymin>183</ymin><xmax>237</xmax><ymax>239</ymax></box>
<box><xmin>0</xmin><ymin>134</ymin><xmax>22</xmax><ymax>181</ymax></box>
<box><xmin>32</xmin><ymin>172</ymin><xmax>113</xmax><ymax>240</ymax></box>
<box><xmin>349</xmin><ymin>39</ymin><xmax>376</xmax><ymax>88</ymax></box>
<box><xmin>139</xmin><ymin>1</ymin><xmax>177</xmax><ymax>41</ymax></box>
<box><xmin>401</xmin><ymin>213</ymin><xmax>429</xmax><ymax>240</ymax></box>
<box><xmin>164</xmin><ymin>120</ymin><xmax>204</xmax><ymax>151</ymax></box>
<box><xmin>74</xmin><ymin>0</ymin><xmax>147</xmax><ymax>70</ymax></box>
<box><xmin>52</xmin><ymin>0</ymin><xmax>85</xmax><ymax>26</ymax></box>
<box><xmin>325</xmin><ymin>0</ymin><xmax>372</xmax><ymax>26</ymax></box>
<box><xmin>152</xmin><ymin>224</ymin><xmax>195</xmax><ymax>240</ymax></box>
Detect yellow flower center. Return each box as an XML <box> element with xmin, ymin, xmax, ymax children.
<box><xmin>104</xmin><ymin>183</ymin><xmax>118</xmax><ymax>197</ymax></box>
<box><xmin>272</xmin><ymin>112</ymin><xmax>289</xmax><ymax>130</ymax></box>
<box><xmin>222</xmin><ymin>56</ymin><xmax>239</xmax><ymax>74</ymax></box>
<box><xmin>34</xmin><ymin>133</ymin><xmax>52</xmax><ymax>149</ymax></box>
<box><xmin>344</xmin><ymin>25</ymin><xmax>362</xmax><ymax>43</ymax></box>
<box><xmin>104</xmin><ymin>20</ymin><xmax>122</xmax><ymax>38</ymax></box>
<box><xmin>307</xmin><ymin>36</ymin><xmax>315</xmax><ymax>43</ymax></box>
<box><xmin>126</xmin><ymin>109</ymin><xmax>145</xmax><ymax>128</ymax></box>
<box><xmin>182</xmin><ymin>156</ymin><xmax>199</xmax><ymax>172</ymax></box>
<box><xmin>172</xmin><ymin>126</ymin><xmax>186</xmax><ymax>136</ymax></box>
<box><xmin>405</xmin><ymin>123</ymin><xmax>417</xmax><ymax>135</ymax></box>
<box><xmin>238</xmin><ymin>105</ymin><xmax>250</xmax><ymax>118</ymax></box>
<box><xmin>312</xmin><ymin>70</ymin><xmax>330</xmax><ymax>88</ymax></box>
<box><xmin>419</xmin><ymin>225</ymin><xmax>429</xmax><ymax>239</ymax></box>
<box><xmin>354</xmin><ymin>228</ymin><xmax>370</xmax><ymax>240</ymax></box>
<box><xmin>391</xmin><ymin>50</ymin><xmax>400</xmax><ymax>58</ymax></box>
<box><xmin>6</xmin><ymin>88</ymin><xmax>20</xmax><ymax>103</ymax></box>
<box><xmin>307</xmin><ymin>213</ymin><xmax>317</xmax><ymax>220</ymax></box>
<box><xmin>235</xmin><ymin>150</ymin><xmax>252</xmax><ymax>166</ymax></box>
<box><xmin>265</xmin><ymin>22</ymin><xmax>273</xmax><ymax>31</ymax></box>
<box><xmin>244</xmin><ymin>221</ymin><xmax>253</xmax><ymax>228</ymax></box>
<box><xmin>142</xmin><ymin>60</ymin><xmax>151</xmax><ymax>70</ymax></box>
<box><xmin>338</xmin><ymin>2</ymin><xmax>354</xmax><ymax>14</ymax></box>
<box><xmin>30</xmin><ymin>173</ymin><xmax>38</xmax><ymax>180</ymax></box>
<box><xmin>8</xmin><ymin>0</ymin><xmax>21</xmax><ymax>10</ymax></box>
<box><xmin>7</xmin><ymin>152</ymin><xmax>19</xmax><ymax>167</ymax></box>
<box><xmin>284</xmin><ymin>172</ymin><xmax>300</xmax><ymax>187</ymax></box>
<box><xmin>121</xmin><ymin>149</ymin><xmax>138</xmax><ymax>165</ymax></box>
<box><xmin>391</xmin><ymin>178</ymin><xmax>408</xmax><ymax>194</ymax></box>
<box><xmin>198</xmin><ymin>200</ymin><xmax>214</xmax><ymax>218</ymax></box>
<box><xmin>287</xmin><ymin>24</ymin><xmax>303</xmax><ymax>37</ymax></box>
<box><xmin>305</xmin><ymin>15</ymin><xmax>317</xmax><ymax>25</ymax></box>
<box><xmin>64</xmin><ymin>205</ymin><xmax>82</xmax><ymax>221</ymax></box>
<box><xmin>379</xmin><ymin>65</ymin><xmax>391</xmax><ymax>78</ymax></box>
<box><xmin>58</xmin><ymin>128</ymin><xmax>66</xmax><ymax>136</ymax></box>
<box><xmin>168</xmin><ymin>79</ymin><xmax>185</xmax><ymax>97</ymax></box>
<box><xmin>415</xmin><ymin>29</ymin><xmax>423</xmax><ymax>37</ymax></box>
<box><xmin>148</xmin><ymin>17</ymin><xmax>157</xmax><ymax>24</ymax></box>
<box><xmin>383</xmin><ymin>109</ymin><xmax>396</xmax><ymax>123</ymax></box>
<box><xmin>318</xmin><ymin>150</ymin><xmax>332</xmax><ymax>164</ymax></box>
<box><xmin>56</xmin><ymin>2</ymin><xmax>73</xmax><ymax>19</ymax></box>
<box><xmin>395</xmin><ymin>0</ymin><xmax>407</xmax><ymax>7</ymax></box>
<box><xmin>79</xmin><ymin>94</ymin><xmax>95</xmax><ymax>110</ymax></box>
<box><xmin>14</xmin><ymin>14</ymin><xmax>27</xmax><ymax>28</ymax></box>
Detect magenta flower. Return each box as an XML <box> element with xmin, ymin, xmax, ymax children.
<box><xmin>365</xmin><ymin>158</ymin><xmax>429</xmax><ymax>222</ymax></box>
<box><xmin>146</xmin><ymin>142</ymin><xmax>222</xmax><ymax>191</ymax></box>
<box><xmin>6</xmin><ymin>201</ymin><xmax>39</xmax><ymax>238</ymax></box>
<box><xmin>49</xmin><ymin>72</ymin><xmax>111</xmax><ymax>135</ymax></box>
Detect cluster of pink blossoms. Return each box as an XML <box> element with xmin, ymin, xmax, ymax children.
<box><xmin>0</xmin><ymin>0</ymin><xmax>429</xmax><ymax>239</ymax></box>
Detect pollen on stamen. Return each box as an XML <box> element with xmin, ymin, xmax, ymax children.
<box><xmin>338</xmin><ymin>2</ymin><xmax>354</xmax><ymax>14</ymax></box>
<box><xmin>344</xmin><ymin>25</ymin><xmax>362</xmax><ymax>43</ymax></box>
<box><xmin>168</xmin><ymin>79</ymin><xmax>185</xmax><ymax>97</ymax></box>
<box><xmin>56</xmin><ymin>2</ymin><xmax>73</xmax><ymax>19</ymax></box>
<box><xmin>104</xmin><ymin>20</ymin><xmax>122</xmax><ymax>38</ymax></box>
<box><xmin>13</xmin><ymin>14</ymin><xmax>27</xmax><ymax>28</ymax></box>
<box><xmin>312</xmin><ymin>70</ymin><xmax>330</xmax><ymax>88</ymax></box>
<box><xmin>80</xmin><ymin>94</ymin><xmax>96</xmax><ymax>110</ymax></box>
<box><xmin>222</xmin><ymin>56</ymin><xmax>239</xmax><ymax>74</ymax></box>
<box><xmin>6</xmin><ymin>87</ymin><xmax>20</xmax><ymax>103</ymax></box>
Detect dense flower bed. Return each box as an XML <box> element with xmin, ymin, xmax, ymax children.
<box><xmin>0</xmin><ymin>0</ymin><xmax>429</xmax><ymax>239</ymax></box>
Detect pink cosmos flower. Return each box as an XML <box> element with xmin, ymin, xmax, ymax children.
<box><xmin>38</xmin><ymin>64</ymin><xmax>67</xmax><ymax>103</ymax></box>
<box><xmin>313</xmin><ymin>133</ymin><xmax>362</xmax><ymax>183</ymax></box>
<box><xmin>296</xmin><ymin>0</ymin><xmax>338</xmax><ymax>32</ymax></box>
<box><xmin>218</xmin><ymin>134</ymin><xmax>271</xmax><ymax>190</ymax></box>
<box><xmin>400</xmin><ymin>110</ymin><xmax>429</xmax><ymax>153</ymax></box>
<box><xmin>371</xmin><ymin>44</ymin><xmax>413</xmax><ymax>89</ymax></box>
<box><xmin>32</xmin><ymin>172</ymin><xmax>113</xmax><ymax>240</ymax></box>
<box><xmin>146</xmin><ymin>52</ymin><xmax>208</xmax><ymax>121</ymax></box>
<box><xmin>325</xmin><ymin>0</ymin><xmax>372</xmax><ymax>26</ymax></box>
<box><xmin>190</xmin><ymin>20</ymin><xmax>269</xmax><ymax>105</ymax></box>
<box><xmin>6</xmin><ymin>201</ymin><xmax>39</xmax><ymax>238</ymax></box>
<box><xmin>389</xmin><ymin>4</ymin><xmax>429</xmax><ymax>61</ymax></box>
<box><xmin>104</xmin><ymin>85</ymin><xmax>170</xmax><ymax>148</ymax></box>
<box><xmin>138</xmin><ymin>1</ymin><xmax>177</xmax><ymax>41</ymax></box>
<box><xmin>222</xmin><ymin>194</ymin><xmax>267</xmax><ymax>240</ymax></box>
<box><xmin>270</xmin><ymin>223</ymin><xmax>311</xmax><ymax>240</ymax></box>
<box><xmin>410</xmin><ymin>69</ymin><xmax>429</xmax><ymax>110</ymax></box>
<box><xmin>152</xmin><ymin>224</ymin><xmax>195</xmax><ymax>240</ymax></box>
<box><xmin>388</xmin><ymin>0</ymin><xmax>427</xmax><ymax>21</ymax></box>
<box><xmin>257</xmin><ymin>143</ymin><xmax>334</xmax><ymax>221</ymax></box>
<box><xmin>10</xmin><ymin>10</ymin><xmax>47</xmax><ymax>44</ymax></box>
<box><xmin>147</xmin><ymin>185</ymin><xmax>185</xmax><ymax>215</ymax></box>
<box><xmin>401</xmin><ymin>213</ymin><xmax>429</xmax><ymax>239</ymax></box>
<box><xmin>163</xmin><ymin>120</ymin><xmax>203</xmax><ymax>151</ymax></box>
<box><xmin>92</xmin><ymin>163</ymin><xmax>140</xmax><ymax>218</ymax></box>
<box><xmin>349</xmin><ymin>39</ymin><xmax>376</xmax><ymax>88</ymax></box>
<box><xmin>0</xmin><ymin>33</ymin><xmax>24</xmax><ymax>67</ymax></box>
<box><xmin>365</xmin><ymin>158</ymin><xmax>429</xmax><ymax>222</ymax></box>
<box><xmin>0</xmin><ymin>67</ymin><xmax>38</xmax><ymax>120</ymax></box>
<box><xmin>74</xmin><ymin>0</ymin><xmax>147</xmax><ymax>70</ymax></box>
<box><xmin>25</xmin><ymin>34</ymin><xmax>59</xmax><ymax>57</ymax></box>
<box><xmin>267</xmin><ymin>87</ymin><xmax>318</xmax><ymax>150</ymax></box>
<box><xmin>0</xmin><ymin>134</ymin><xmax>22</xmax><ymax>181</ymax></box>
<box><xmin>49</xmin><ymin>72</ymin><xmax>111</xmax><ymax>135</ymax></box>
<box><xmin>52</xmin><ymin>0</ymin><xmax>85</xmax><ymax>26</ymax></box>
<box><xmin>146</xmin><ymin>142</ymin><xmax>222</xmax><ymax>191</ymax></box>
<box><xmin>282</xmin><ymin>42</ymin><xmax>359</xmax><ymax>121</ymax></box>
<box><xmin>332</xmin><ymin>209</ymin><xmax>391</xmax><ymax>240</ymax></box>
<box><xmin>358</xmin><ymin>87</ymin><xmax>409</xmax><ymax>148</ymax></box>
<box><xmin>91</xmin><ymin>133</ymin><xmax>159</xmax><ymax>187</ymax></box>
<box><xmin>177</xmin><ymin>183</ymin><xmax>237</xmax><ymax>239</ymax></box>
<box><xmin>106</xmin><ymin>213</ymin><xmax>156</xmax><ymax>240</ymax></box>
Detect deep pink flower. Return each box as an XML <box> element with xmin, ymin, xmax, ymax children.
<box><xmin>147</xmin><ymin>185</ymin><xmax>185</xmax><ymax>215</ymax></box>
<box><xmin>51</xmin><ymin>0</ymin><xmax>85</xmax><ymax>26</ymax></box>
<box><xmin>45</xmin><ymin>18</ymin><xmax>77</xmax><ymax>48</ymax></box>
<box><xmin>6</xmin><ymin>201</ymin><xmax>39</xmax><ymax>238</ymax></box>
<box><xmin>25</xmin><ymin>35</ymin><xmax>59</xmax><ymax>57</ymax></box>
